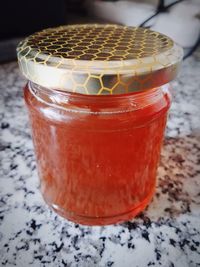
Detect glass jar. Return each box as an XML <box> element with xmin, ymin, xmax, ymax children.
<box><xmin>17</xmin><ymin>24</ymin><xmax>183</xmax><ymax>225</ymax></box>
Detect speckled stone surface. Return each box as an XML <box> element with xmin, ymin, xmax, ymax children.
<box><xmin>0</xmin><ymin>53</ymin><xmax>200</xmax><ymax>267</ymax></box>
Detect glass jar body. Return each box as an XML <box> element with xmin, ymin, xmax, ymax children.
<box><xmin>24</xmin><ymin>82</ymin><xmax>171</xmax><ymax>225</ymax></box>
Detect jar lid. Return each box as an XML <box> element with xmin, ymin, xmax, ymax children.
<box><xmin>17</xmin><ymin>24</ymin><xmax>183</xmax><ymax>95</ymax></box>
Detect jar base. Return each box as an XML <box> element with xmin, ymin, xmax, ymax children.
<box><xmin>44</xmin><ymin>186</ymin><xmax>155</xmax><ymax>226</ymax></box>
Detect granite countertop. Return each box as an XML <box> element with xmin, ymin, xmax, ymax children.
<box><xmin>0</xmin><ymin>53</ymin><xmax>200</xmax><ymax>267</ymax></box>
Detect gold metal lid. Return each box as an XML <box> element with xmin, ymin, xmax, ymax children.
<box><xmin>17</xmin><ymin>24</ymin><xmax>183</xmax><ymax>95</ymax></box>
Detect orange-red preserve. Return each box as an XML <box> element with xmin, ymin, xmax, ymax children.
<box><xmin>17</xmin><ymin>24</ymin><xmax>183</xmax><ymax>225</ymax></box>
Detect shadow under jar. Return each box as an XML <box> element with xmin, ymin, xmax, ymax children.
<box><xmin>17</xmin><ymin>24</ymin><xmax>183</xmax><ymax>225</ymax></box>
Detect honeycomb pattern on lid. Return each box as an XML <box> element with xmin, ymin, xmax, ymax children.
<box><xmin>17</xmin><ymin>24</ymin><xmax>183</xmax><ymax>95</ymax></box>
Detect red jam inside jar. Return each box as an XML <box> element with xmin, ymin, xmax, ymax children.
<box><xmin>24</xmin><ymin>83</ymin><xmax>171</xmax><ymax>225</ymax></box>
<box><xmin>17</xmin><ymin>24</ymin><xmax>183</xmax><ymax>225</ymax></box>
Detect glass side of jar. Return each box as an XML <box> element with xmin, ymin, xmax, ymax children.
<box><xmin>24</xmin><ymin>81</ymin><xmax>172</xmax><ymax>225</ymax></box>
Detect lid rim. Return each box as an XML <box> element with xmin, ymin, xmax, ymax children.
<box><xmin>17</xmin><ymin>24</ymin><xmax>183</xmax><ymax>95</ymax></box>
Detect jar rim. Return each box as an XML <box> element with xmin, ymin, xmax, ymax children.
<box><xmin>29</xmin><ymin>81</ymin><xmax>169</xmax><ymax>112</ymax></box>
